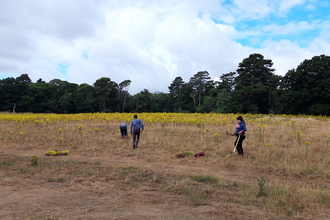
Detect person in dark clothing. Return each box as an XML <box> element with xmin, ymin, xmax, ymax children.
<box><xmin>227</xmin><ymin>116</ymin><xmax>247</xmax><ymax>156</ymax></box>
<box><xmin>130</xmin><ymin>114</ymin><xmax>144</xmax><ymax>149</ymax></box>
<box><xmin>119</xmin><ymin>121</ymin><xmax>127</xmax><ymax>139</ymax></box>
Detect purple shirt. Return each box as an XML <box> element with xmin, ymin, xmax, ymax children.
<box><xmin>130</xmin><ymin>119</ymin><xmax>144</xmax><ymax>133</ymax></box>
<box><xmin>235</xmin><ymin>121</ymin><xmax>247</xmax><ymax>134</ymax></box>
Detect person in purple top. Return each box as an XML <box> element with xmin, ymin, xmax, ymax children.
<box><xmin>119</xmin><ymin>121</ymin><xmax>127</xmax><ymax>139</ymax></box>
<box><xmin>227</xmin><ymin>116</ymin><xmax>247</xmax><ymax>156</ymax></box>
<box><xmin>130</xmin><ymin>114</ymin><xmax>144</xmax><ymax>149</ymax></box>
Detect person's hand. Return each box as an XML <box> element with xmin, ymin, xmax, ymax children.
<box><xmin>227</xmin><ymin>131</ymin><xmax>235</xmax><ymax>136</ymax></box>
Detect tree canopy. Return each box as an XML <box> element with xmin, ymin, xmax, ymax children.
<box><xmin>1</xmin><ymin>54</ymin><xmax>330</xmax><ymax>115</ymax></box>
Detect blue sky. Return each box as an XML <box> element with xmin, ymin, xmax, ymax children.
<box><xmin>0</xmin><ymin>0</ymin><xmax>329</xmax><ymax>94</ymax></box>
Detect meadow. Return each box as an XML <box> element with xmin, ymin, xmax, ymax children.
<box><xmin>0</xmin><ymin>112</ymin><xmax>330</xmax><ymax>220</ymax></box>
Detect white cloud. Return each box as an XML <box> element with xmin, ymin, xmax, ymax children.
<box><xmin>260</xmin><ymin>39</ymin><xmax>312</xmax><ymax>75</ymax></box>
<box><xmin>261</xmin><ymin>20</ymin><xmax>321</xmax><ymax>35</ymax></box>
<box><xmin>278</xmin><ymin>0</ymin><xmax>309</xmax><ymax>14</ymax></box>
<box><xmin>305</xmin><ymin>4</ymin><xmax>317</xmax><ymax>10</ymax></box>
<box><xmin>231</xmin><ymin>0</ymin><xmax>273</xmax><ymax>20</ymax></box>
<box><xmin>0</xmin><ymin>0</ymin><xmax>329</xmax><ymax>94</ymax></box>
<box><xmin>308</xmin><ymin>22</ymin><xmax>330</xmax><ymax>52</ymax></box>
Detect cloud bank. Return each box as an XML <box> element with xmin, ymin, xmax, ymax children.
<box><xmin>0</xmin><ymin>0</ymin><xmax>329</xmax><ymax>94</ymax></box>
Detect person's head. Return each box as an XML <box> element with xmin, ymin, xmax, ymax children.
<box><xmin>134</xmin><ymin>114</ymin><xmax>138</xmax><ymax>119</ymax></box>
<box><xmin>236</xmin><ymin>116</ymin><xmax>243</xmax><ymax>122</ymax></box>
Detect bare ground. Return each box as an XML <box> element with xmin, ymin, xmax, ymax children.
<box><xmin>1</xmin><ymin>140</ymin><xmax>330</xmax><ymax>220</ymax></box>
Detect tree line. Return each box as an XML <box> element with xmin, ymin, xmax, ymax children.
<box><xmin>1</xmin><ymin>53</ymin><xmax>330</xmax><ymax>115</ymax></box>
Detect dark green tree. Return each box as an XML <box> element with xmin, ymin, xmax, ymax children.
<box><xmin>72</xmin><ymin>83</ymin><xmax>98</xmax><ymax>113</ymax></box>
<box><xmin>279</xmin><ymin>54</ymin><xmax>330</xmax><ymax>115</ymax></box>
<box><xmin>181</xmin><ymin>83</ymin><xmax>195</xmax><ymax>112</ymax></box>
<box><xmin>168</xmin><ymin>77</ymin><xmax>185</xmax><ymax>112</ymax></box>
<box><xmin>133</xmin><ymin>89</ymin><xmax>153</xmax><ymax>112</ymax></box>
<box><xmin>49</xmin><ymin>79</ymin><xmax>79</xmax><ymax>113</ymax></box>
<box><xmin>233</xmin><ymin>53</ymin><xmax>277</xmax><ymax>114</ymax></box>
<box><xmin>49</xmin><ymin>79</ymin><xmax>78</xmax><ymax>96</ymax></box>
<box><xmin>216</xmin><ymin>89</ymin><xmax>235</xmax><ymax>113</ymax></box>
<box><xmin>0</xmin><ymin>77</ymin><xmax>19</xmax><ymax>112</ymax></box>
<box><xmin>93</xmin><ymin>77</ymin><xmax>118</xmax><ymax>112</ymax></box>
<box><xmin>215</xmin><ymin>72</ymin><xmax>237</xmax><ymax>113</ymax></box>
<box><xmin>150</xmin><ymin>92</ymin><xmax>171</xmax><ymax>112</ymax></box>
<box><xmin>189</xmin><ymin>71</ymin><xmax>211</xmax><ymax>109</ymax></box>
<box><xmin>198</xmin><ymin>88</ymin><xmax>218</xmax><ymax>113</ymax></box>
<box><xmin>267</xmin><ymin>74</ymin><xmax>282</xmax><ymax>114</ymax></box>
<box><xmin>116</xmin><ymin>80</ymin><xmax>131</xmax><ymax>112</ymax></box>
<box><xmin>217</xmin><ymin>72</ymin><xmax>237</xmax><ymax>92</ymax></box>
<box><xmin>28</xmin><ymin>81</ymin><xmax>58</xmax><ymax>113</ymax></box>
<box><xmin>0</xmin><ymin>74</ymin><xmax>32</xmax><ymax>112</ymax></box>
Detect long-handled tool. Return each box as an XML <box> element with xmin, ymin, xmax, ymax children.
<box><xmin>232</xmin><ymin>135</ymin><xmax>241</xmax><ymax>153</ymax></box>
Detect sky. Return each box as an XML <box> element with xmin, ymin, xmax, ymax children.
<box><xmin>0</xmin><ymin>0</ymin><xmax>330</xmax><ymax>95</ymax></box>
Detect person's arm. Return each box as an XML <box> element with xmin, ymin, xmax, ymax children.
<box><xmin>226</xmin><ymin>131</ymin><xmax>236</xmax><ymax>136</ymax></box>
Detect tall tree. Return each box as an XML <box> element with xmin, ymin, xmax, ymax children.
<box><xmin>217</xmin><ymin>72</ymin><xmax>237</xmax><ymax>92</ymax></box>
<box><xmin>0</xmin><ymin>77</ymin><xmax>19</xmax><ymax>112</ymax></box>
<box><xmin>214</xmin><ymin>72</ymin><xmax>237</xmax><ymax>113</ymax></box>
<box><xmin>199</xmin><ymin>88</ymin><xmax>218</xmax><ymax>113</ymax></box>
<box><xmin>28</xmin><ymin>81</ymin><xmax>58</xmax><ymax>113</ymax></box>
<box><xmin>0</xmin><ymin>74</ymin><xmax>32</xmax><ymax>112</ymax></box>
<box><xmin>168</xmin><ymin>77</ymin><xmax>185</xmax><ymax>112</ymax></box>
<box><xmin>216</xmin><ymin>89</ymin><xmax>235</xmax><ymax>113</ymax></box>
<box><xmin>181</xmin><ymin>83</ymin><xmax>195</xmax><ymax>113</ymax></box>
<box><xmin>189</xmin><ymin>71</ymin><xmax>211</xmax><ymax>109</ymax></box>
<box><xmin>117</xmin><ymin>80</ymin><xmax>131</xmax><ymax>112</ymax></box>
<box><xmin>49</xmin><ymin>79</ymin><xmax>79</xmax><ymax>113</ymax></box>
<box><xmin>93</xmin><ymin>77</ymin><xmax>118</xmax><ymax>112</ymax></box>
<box><xmin>72</xmin><ymin>83</ymin><xmax>98</xmax><ymax>113</ymax></box>
<box><xmin>233</xmin><ymin>53</ymin><xmax>276</xmax><ymax>113</ymax></box>
<box><xmin>150</xmin><ymin>92</ymin><xmax>170</xmax><ymax>112</ymax></box>
<box><xmin>49</xmin><ymin>79</ymin><xmax>78</xmax><ymax>96</ymax></box>
<box><xmin>133</xmin><ymin>89</ymin><xmax>153</xmax><ymax>112</ymax></box>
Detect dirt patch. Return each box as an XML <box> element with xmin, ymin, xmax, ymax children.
<box><xmin>1</xmin><ymin>146</ymin><xmax>329</xmax><ymax>220</ymax></box>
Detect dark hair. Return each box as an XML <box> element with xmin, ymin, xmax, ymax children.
<box><xmin>134</xmin><ymin>114</ymin><xmax>138</xmax><ymax>119</ymax></box>
<box><xmin>236</xmin><ymin>116</ymin><xmax>243</xmax><ymax>121</ymax></box>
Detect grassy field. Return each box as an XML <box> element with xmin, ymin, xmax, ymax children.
<box><xmin>0</xmin><ymin>113</ymin><xmax>330</xmax><ymax>220</ymax></box>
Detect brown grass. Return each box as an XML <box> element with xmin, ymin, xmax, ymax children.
<box><xmin>1</xmin><ymin>115</ymin><xmax>330</xmax><ymax>219</ymax></box>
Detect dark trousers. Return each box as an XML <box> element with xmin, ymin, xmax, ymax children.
<box><xmin>120</xmin><ymin>126</ymin><xmax>127</xmax><ymax>138</ymax></box>
<box><xmin>132</xmin><ymin>129</ymin><xmax>141</xmax><ymax>148</ymax></box>
<box><xmin>234</xmin><ymin>135</ymin><xmax>245</xmax><ymax>155</ymax></box>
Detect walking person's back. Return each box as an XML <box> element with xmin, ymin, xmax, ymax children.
<box><xmin>130</xmin><ymin>114</ymin><xmax>144</xmax><ymax>149</ymax></box>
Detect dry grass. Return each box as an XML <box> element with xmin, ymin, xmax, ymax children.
<box><xmin>1</xmin><ymin>114</ymin><xmax>330</xmax><ymax>219</ymax></box>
